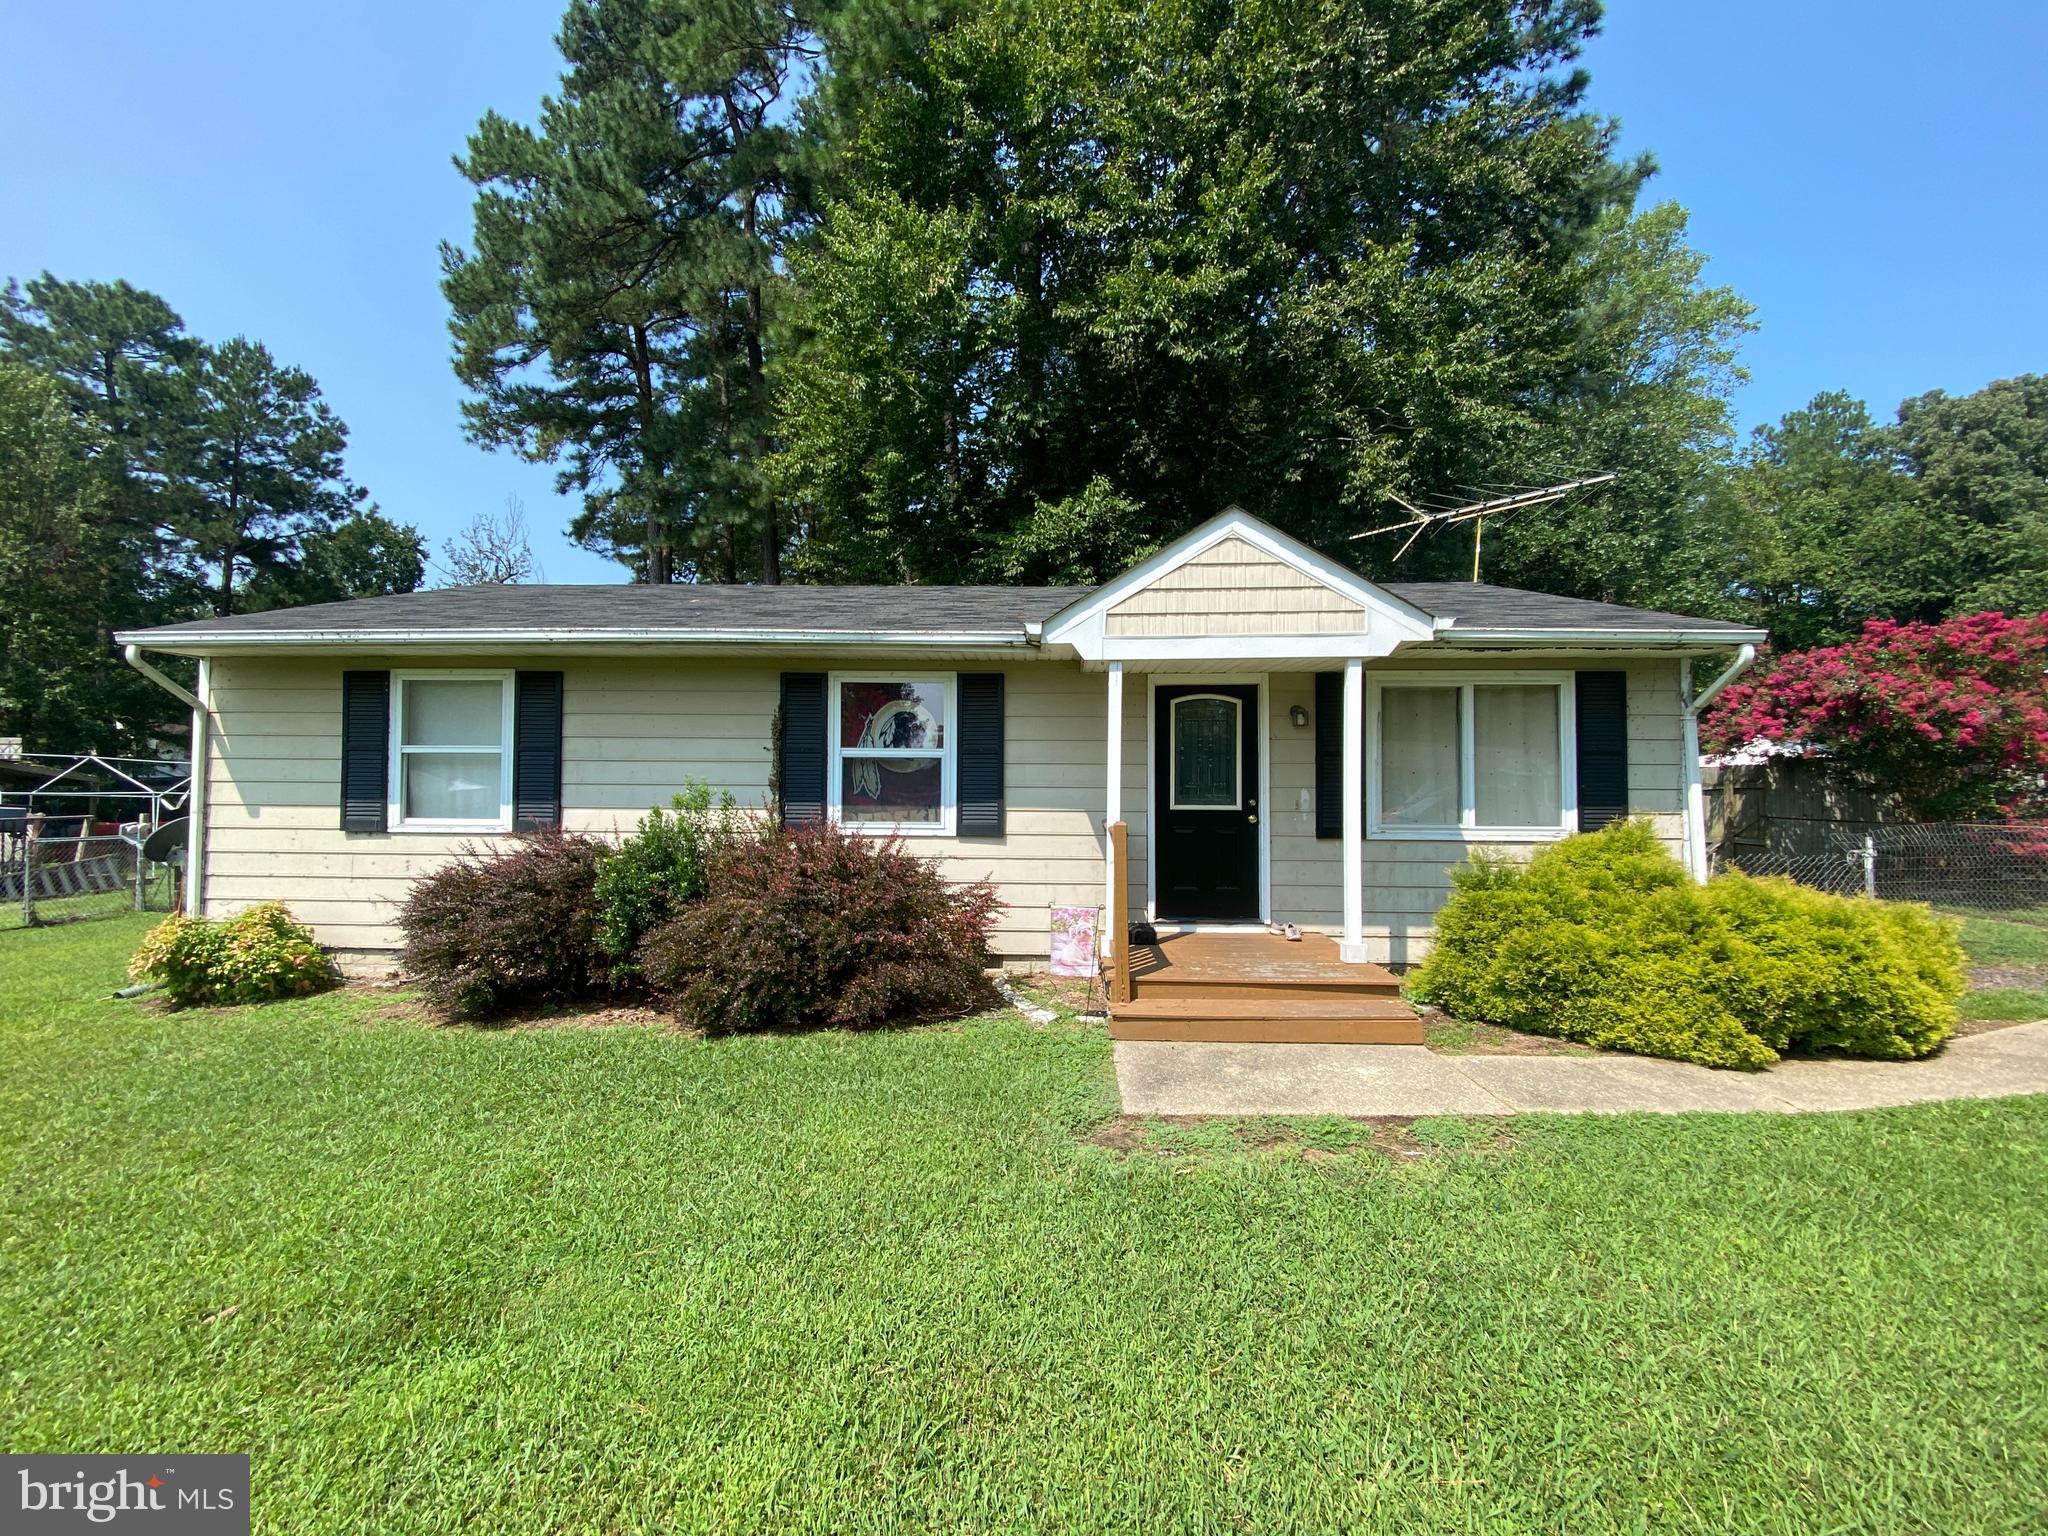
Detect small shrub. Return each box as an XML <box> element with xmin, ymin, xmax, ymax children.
<box><xmin>592</xmin><ymin>781</ymin><xmax>745</xmax><ymax>980</ymax></box>
<box><xmin>397</xmin><ymin>829</ymin><xmax>612</xmax><ymax>1019</ymax></box>
<box><xmin>639</xmin><ymin>822</ymin><xmax>1000</xmax><ymax>1034</ymax></box>
<box><xmin>130</xmin><ymin>901</ymin><xmax>335</xmax><ymax>1008</ymax></box>
<box><xmin>1408</xmin><ymin>821</ymin><xmax>1966</xmax><ymax>1069</ymax></box>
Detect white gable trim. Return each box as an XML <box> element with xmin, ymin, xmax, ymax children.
<box><xmin>1040</xmin><ymin>506</ymin><xmax>1441</xmax><ymax>660</ymax></box>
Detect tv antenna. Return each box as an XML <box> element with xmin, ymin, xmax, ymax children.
<box><xmin>1349</xmin><ymin>472</ymin><xmax>1617</xmax><ymax>580</ymax></box>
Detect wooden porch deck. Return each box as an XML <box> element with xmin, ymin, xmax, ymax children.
<box><xmin>1109</xmin><ymin>931</ymin><xmax>1423</xmax><ymax>1045</ymax></box>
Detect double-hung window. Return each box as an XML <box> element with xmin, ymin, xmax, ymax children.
<box><xmin>1370</xmin><ymin>673</ymin><xmax>1576</xmax><ymax>839</ymax></box>
<box><xmin>829</xmin><ymin>674</ymin><xmax>955</xmax><ymax>834</ymax></box>
<box><xmin>390</xmin><ymin>671</ymin><xmax>514</xmax><ymax>831</ymax></box>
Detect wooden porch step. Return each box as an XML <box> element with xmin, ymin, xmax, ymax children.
<box><xmin>1110</xmin><ymin>996</ymin><xmax>1424</xmax><ymax>1046</ymax></box>
<box><xmin>1134</xmin><ymin>973</ymin><xmax>1405</xmax><ymax>1003</ymax></box>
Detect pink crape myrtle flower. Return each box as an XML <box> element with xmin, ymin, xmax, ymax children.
<box><xmin>1703</xmin><ymin>611</ymin><xmax>2048</xmax><ymax>820</ymax></box>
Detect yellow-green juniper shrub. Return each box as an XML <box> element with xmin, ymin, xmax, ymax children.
<box><xmin>1408</xmin><ymin>821</ymin><xmax>1964</xmax><ymax>1069</ymax></box>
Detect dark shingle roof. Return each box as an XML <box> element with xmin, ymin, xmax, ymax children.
<box><xmin>121</xmin><ymin>584</ymin><xmax>1093</xmax><ymax>641</ymax></box>
<box><xmin>117</xmin><ymin>577</ymin><xmax>1756</xmax><ymax>647</ymax></box>
<box><xmin>1380</xmin><ymin>582</ymin><xmax>1757</xmax><ymax>634</ymax></box>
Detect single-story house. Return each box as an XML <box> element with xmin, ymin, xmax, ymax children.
<box><xmin>117</xmin><ymin>508</ymin><xmax>1763</xmax><ymax>1042</ymax></box>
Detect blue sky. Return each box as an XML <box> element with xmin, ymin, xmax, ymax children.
<box><xmin>5</xmin><ymin>2</ymin><xmax>2044</xmax><ymax>584</ymax></box>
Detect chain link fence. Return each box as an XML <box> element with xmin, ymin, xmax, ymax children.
<box><xmin>1</xmin><ymin>825</ymin><xmax>180</xmax><ymax>930</ymax></box>
<box><xmin>1714</xmin><ymin>822</ymin><xmax>2048</xmax><ymax>917</ymax></box>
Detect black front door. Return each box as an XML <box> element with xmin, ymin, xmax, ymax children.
<box><xmin>1154</xmin><ymin>683</ymin><xmax>1261</xmax><ymax>921</ymax></box>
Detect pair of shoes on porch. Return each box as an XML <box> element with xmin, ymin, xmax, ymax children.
<box><xmin>1267</xmin><ymin>921</ymin><xmax>1304</xmax><ymax>942</ymax></box>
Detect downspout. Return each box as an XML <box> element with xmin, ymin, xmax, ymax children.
<box><xmin>123</xmin><ymin>645</ymin><xmax>208</xmax><ymax>914</ymax></box>
<box><xmin>1679</xmin><ymin>644</ymin><xmax>1757</xmax><ymax>884</ymax></box>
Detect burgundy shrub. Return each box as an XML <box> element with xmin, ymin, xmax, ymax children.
<box><xmin>639</xmin><ymin>822</ymin><xmax>1001</xmax><ymax>1034</ymax></box>
<box><xmin>398</xmin><ymin>829</ymin><xmax>615</xmax><ymax>1019</ymax></box>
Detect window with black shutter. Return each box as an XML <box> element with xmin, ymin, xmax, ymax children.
<box><xmin>1314</xmin><ymin>671</ymin><xmax>1344</xmax><ymax>839</ymax></box>
<box><xmin>1574</xmin><ymin>670</ymin><xmax>1630</xmax><ymax>831</ymax></box>
<box><xmin>957</xmin><ymin>673</ymin><xmax>1005</xmax><ymax>837</ymax></box>
<box><xmin>513</xmin><ymin>671</ymin><xmax>564</xmax><ymax>829</ymax></box>
<box><xmin>778</xmin><ymin>673</ymin><xmax>828</xmax><ymax>827</ymax></box>
<box><xmin>340</xmin><ymin>670</ymin><xmax>390</xmax><ymax>833</ymax></box>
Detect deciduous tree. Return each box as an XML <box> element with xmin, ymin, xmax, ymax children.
<box><xmin>1703</xmin><ymin>612</ymin><xmax>2048</xmax><ymax>819</ymax></box>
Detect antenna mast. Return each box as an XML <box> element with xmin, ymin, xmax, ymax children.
<box><xmin>1349</xmin><ymin>473</ymin><xmax>1617</xmax><ymax>580</ymax></box>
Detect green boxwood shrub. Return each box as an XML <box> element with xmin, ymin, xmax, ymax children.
<box><xmin>1408</xmin><ymin>821</ymin><xmax>1966</xmax><ymax>1069</ymax></box>
<box><xmin>592</xmin><ymin>781</ymin><xmax>744</xmax><ymax>980</ymax></box>
<box><xmin>130</xmin><ymin>900</ymin><xmax>336</xmax><ymax>1008</ymax></box>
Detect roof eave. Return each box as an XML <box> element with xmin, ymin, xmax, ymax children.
<box><xmin>1421</xmin><ymin>626</ymin><xmax>1769</xmax><ymax>650</ymax></box>
<box><xmin>114</xmin><ymin>626</ymin><xmax>1047</xmax><ymax>657</ymax></box>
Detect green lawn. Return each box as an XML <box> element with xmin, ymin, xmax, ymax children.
<box><xmin>4</xmin><ymin>920</ymin><xmax>2047</xmax><ymax>1533</ymax></box>
<box><xmin>1951</xmin><ymin>907</ymin><xmax>2048</xmax><ymax>1022</ymax></box>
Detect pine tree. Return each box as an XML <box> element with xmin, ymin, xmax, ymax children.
<box><xmin>444</xmin><ymin>0</ymin><xmax>818</xmax><ymax>583</ymax></box>
<box><xmin>173</xmin><ymin>338</ymin><xmax>363</xmax><ymax>615</ymax></box>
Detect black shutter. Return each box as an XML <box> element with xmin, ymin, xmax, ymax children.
<box><xmin>1575</xmin><ymin>670</ymin><xmax>1630</xmax><ymax>831</ymax></box>
<box><xmin>340</xmin><ymin>670</ymin><xmax>389</xmax><ymax>833</ymax></box>
<box><xmin>779</xmin><ymin>672</ymin><xmax>827</xmax><ymax>827</ymax></box>
<box><xmin>513</xmin><ymin>671</ymin><xmax>564</xmax><ymax>830</ymax></box>
<box><xmin>1314</xmin><ymin>670</ymin><xmax>1344</xmax><ymax>839</ymax></box>
<box><xmin>957</xmin><ymin>672</ymin><xmax>1005</xmax><ymax>837</ymax></box>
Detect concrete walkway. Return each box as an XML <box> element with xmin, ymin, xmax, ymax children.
<box><xmin>1114</xmin><ymin>1021</ymin><xmax>2048</xmax><ymax>1118</ymax></box>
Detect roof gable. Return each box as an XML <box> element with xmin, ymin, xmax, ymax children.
<box><xmin>1042</xmin><ymin>507</ymin><xmax>1438</xmax><ymax>659</ymax></box>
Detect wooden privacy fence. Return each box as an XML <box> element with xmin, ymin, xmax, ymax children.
<box><xmin>1704</xmin><ymin>759</ymin><xmax>1905</xmax><ymax>861</ymax></box>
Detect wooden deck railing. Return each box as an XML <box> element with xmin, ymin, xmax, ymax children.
<box><xmin>1106</xmin><ymin>819</ymin><xmax>1131</xmax><ymax>1005</ymax></box>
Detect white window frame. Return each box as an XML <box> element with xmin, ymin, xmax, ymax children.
<box><xmin>1368</xmin><ymin>670</ymin><xmax>1578</xmax><ymax>841</ymax></box>
<box><xmin>827</xmin><ymin>671</ymin><xmax>958</xmax><ymax>837</ymax></box>
<box><xmin>388</xmin><ymin>669</ymin><xmax>516</xmax><ymax>834</ymax></box>
<box><xmin>1167</xmin><ymin>692</ymin><xmax>1244</xmax><ymax>811</ymax></box>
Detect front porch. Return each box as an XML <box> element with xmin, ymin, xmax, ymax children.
<box><xmin>1107</xmin><ymin>928</ymin><xmax>1422</xmax><ymax>1045</ymax></box>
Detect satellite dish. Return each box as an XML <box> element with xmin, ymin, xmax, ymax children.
<box><xmin>142</xmin><ymin>818</ymin><xmax>189</xmax><ymax>864</ymax></box>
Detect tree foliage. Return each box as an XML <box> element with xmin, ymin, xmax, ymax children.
<box><xmin>1725</xmin><ymin>376</ymin><xmax>2048</xmax><ymax>648</ymax></box>
<box><xmin>0</xmin><ymin>273</ymin><xmax>424</xmax><ymax>748</ymax></box>
<box><xmin>443</xmin><ymin>0</ymin><xmax>818</xmax><ymax>584</ymax></box>
<box><xmin>776</xmin><ymin>0</ymin><xmax>1649</xmax><ymax>584</ymax></box>
<box><xmin>1703</xmin><ymin>612</ymin><xmax>2048</xmax><ymax>819</ymax></box>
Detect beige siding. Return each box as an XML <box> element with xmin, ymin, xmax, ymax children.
<box><xmin>202</xmin><ymin>656</ymin><xmax>1117</xmax><ymax>963</ymax></box>
<box><xmin>1105</xmin><ymin>536</ymin><xmax>1367</xmax><ymax>637</ymax></box>
<box><xmin>1268</xmin><ymin>658</ymin><xmax>1688</xmax><ymax>962</ymax></box>
<box><xmin>202</xmin><ymin>651</ymin><xmax>1693</xmax><ymax>971</ymax></box>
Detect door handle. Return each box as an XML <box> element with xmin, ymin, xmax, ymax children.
<box><xmin>1247</xmin><ymin>814</ymin><xmax>1258</xmax><ymax>824</ymax></box>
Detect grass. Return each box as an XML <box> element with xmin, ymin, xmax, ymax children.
<box><xmin>1948</xmin><ymin>906</ymin><xmax>2048</xmax><ymax>1023</ymax></box>
<box><xmin>4</xmin><ymin>920</ymin><xmax>2048</xmax><ymax>1533</ymax></box>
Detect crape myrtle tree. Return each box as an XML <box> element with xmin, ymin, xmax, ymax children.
<box><xmin>1703</xmin><ymin>612</ymin><xmax>2048</xmax><ymax>820</ymax></box>
<box><xmin>444</xmin><ymin>0</ymin><xmax>818</xmax><ymax>584</ymax></box>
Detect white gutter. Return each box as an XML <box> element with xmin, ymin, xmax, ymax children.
<box><xmin>1430</xmin><ymin>626</ymin><xmax>1770</xmax><ymax>649</ymax></box>
<box><xmin>122</xmin><ymin>645</ymin><xmax>208</xmax><ymax>916</ymax></box>
<box><xmin>110</xmin><ymin>626</ymin><xmax>1040</xmax><ymax>654</ymax></box>
<box><xmin>122</xmin><ymin>644</ymin><xmax>201</xmax><ymax>710</ymax></box>
<box><xmin>1679</xmin><ymin>643</ymin><xmax>1759</xmax><ymax>883</ymax></box>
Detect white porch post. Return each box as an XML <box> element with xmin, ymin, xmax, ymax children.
<box><xmin>1341</xmin><ymin>657</ymin><xmax>1365</xmax><ymax>962</ymax></box>
<box><xmin>1104</xmin><ymin>661</ymin><xmax>1124</xmax><ymax>941</ymax></box>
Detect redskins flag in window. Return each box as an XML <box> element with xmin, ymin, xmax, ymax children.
<box><xmin>839</xmin><ymin>680</ymin><xmax>946</xmax><ymax>824</ymax></box>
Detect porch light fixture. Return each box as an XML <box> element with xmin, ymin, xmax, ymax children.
<box><xmin>1289</xmin><ymin>704</ymin><xmax>1309</xmax><ymax>728</ymax></box>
